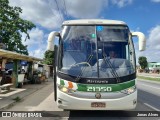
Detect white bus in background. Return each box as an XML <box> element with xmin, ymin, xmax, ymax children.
<box><xmin>47</xmin><ymin>19</ymin><xmax>146</xmax><ymax>110</ymax></box>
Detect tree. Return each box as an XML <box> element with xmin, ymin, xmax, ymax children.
<box><xmin>138</xmin><ymin>56</ymin><xmax>148</xmax><ymax>69</ymax></box>
<box><xmin>43</xmin><ymin>50</ymin><xmax>54</xmax><ymax>65</ymax></box>
<box><xmin>0</xmin><ymin>0</ymin><xmax>35</xmax><ymax>55</ymax></box>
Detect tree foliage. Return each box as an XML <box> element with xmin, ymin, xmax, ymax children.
<box><xmin>43</xmin><ymin>50</ymin><xmax>54</xmax><ymax>65</ymax></box>
<box><xmin>138</xmin><ymin>56</ymin><xmax>148</xmax><ymax>69</ymax></box>
<box><xmin>0</xmin><ymin>0</ymin><xmax>35</xmax><ymax>55</ymax></box>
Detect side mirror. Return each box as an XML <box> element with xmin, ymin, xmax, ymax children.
<box><xmin>131</xmin><ymin>32</ymin><xmax>146</xmax><ymax>51</ymax></box>
<box><xmin>47</xmin><ymin>31</ymin><xmax>60</xmax><ymax>51</ymax></box>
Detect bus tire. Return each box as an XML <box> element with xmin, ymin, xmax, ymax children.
<box><xmin>18</xmin><ymin>83</ymin><xmax>23</xmax><ymax>88</ymax></box>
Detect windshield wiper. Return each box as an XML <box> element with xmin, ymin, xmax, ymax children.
<box><xmin>99</xmin><ymin>36</ymin><xmax>121</xmax><ymax>83</ymax></box>
<box><xmin>75</xmin><ymin>54</ymin><xmax>93</xmax><ymax>82</ymax></box>
<box><xmin>102</xmin><ymin>52</ymin><xmax>121</xmax><ymax>83</ymax></box>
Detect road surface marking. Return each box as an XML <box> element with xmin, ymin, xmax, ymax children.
<box><xmin>144</xmin><ymin>103</ymin><xmax>160</xmax><ymax>111</ymax></box>
<box><xmin>141</xmin><ymin>84</ymin><xmax>160</xmax><ymax>90</ymax></box>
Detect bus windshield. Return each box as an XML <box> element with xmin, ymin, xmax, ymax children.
<box><xmin>59</xmin><ymin>25</ymin><xmax>135</xmax><ymax>78</ymax></box>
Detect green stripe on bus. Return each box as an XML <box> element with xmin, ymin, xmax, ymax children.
<box><xmin>60</xmin><ymin>79</ymin><xmax>65</xmax><ymax>86</ymax></box>
<box><xmin>60</xmin><ymin>79</ymin><xmax>135</xmax><ymax>92</ymax></box>
<box><xmin>77</xmin><ymin>80</ymin><xmax>135</xmax><ymax>92</ymax></box>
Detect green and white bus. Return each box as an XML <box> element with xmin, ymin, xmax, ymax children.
<box><xmin>47</xmin><ymin>19</ymin><xmax>146</xmax><ymax>110</ymax></box>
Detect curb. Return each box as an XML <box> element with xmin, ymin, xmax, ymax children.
<box><xmin>0</xmin><ymin>81</ymin><xmax>51</xmax><ymax>110</ymax></box>
<box><xmin>0</xmin><ymin>100</ymin><xmax>17</xmax><ymax>111</ymax></box>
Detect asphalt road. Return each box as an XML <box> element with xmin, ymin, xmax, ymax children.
<box><xmin>1</xmin><ymin>79</ymin><xmax>160</xmax><ymax>120</ymax></box>
<box><xmin>137</xmin><ymin>80</ymin><xmax>160</xmax><ymax>111</ymax></box>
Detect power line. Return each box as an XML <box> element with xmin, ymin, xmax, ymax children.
<box><xmin>46</xmin><ymin>0</ymin><xmax>60</xmax><ymax>23</ymax></box>
<box><xmin>47</xmin><ymin>0</ymin><xmax>55</xmax><ymax>16</ymax></box>
<box><xmin>62</xmin><ymin>0</ymin><xmax>68</xmax><ymax>19</ymax></box>
<box><xmin>46</xmin><ymin>0</ymin><xmax>63</xmax><ymax>23</ymax></box>
<box><xmin>54</xmin><ymin>0</ymin><xmax>63</xmax><ymax>23</ymax></box>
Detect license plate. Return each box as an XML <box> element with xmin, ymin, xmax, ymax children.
<box><xmin>91</xmin><ymin>102</ymin><xmax>106</xmax><ymax>108</ymax></box>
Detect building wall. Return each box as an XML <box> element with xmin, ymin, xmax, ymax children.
<box><xmin>148</xmin><ymin>62</ymin><xmax>160</xmax><ymax>70</ymax></box>
<box><xmin>43</xmin><ymin>65</ymin><xmax>51</xmax><ymax>78</ymax></box>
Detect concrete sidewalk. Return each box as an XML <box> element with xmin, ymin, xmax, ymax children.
<box><xmin>0</xmin><ymin>78</ymin><xmax>53</xmax><ymax>110</ymax></box>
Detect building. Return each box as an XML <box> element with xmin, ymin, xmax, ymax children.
<box><xmin>148</xmin><ymin>62</ymin><xmax>160</xmax><ymax>71</ymax></box>
<box><xmin>0</xmin><ymin>49</ymin><xmax>43</xmax><ymax>87</ymax></box>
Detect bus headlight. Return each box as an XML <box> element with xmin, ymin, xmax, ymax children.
<box><xmin>61</xmin><ymin>87</ymin><xmax>68</xmax><ymax>93</ymax></box>
<box><xmin>121</xmin><ymin>86</ymin><xmax>136</xmax><ymax>95</ymax></box>
<box><xmin>58</xmin><ymin>85</ymin><xmax>76</xmax><ymax>93</ymax></box>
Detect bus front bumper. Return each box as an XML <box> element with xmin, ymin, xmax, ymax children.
<box><xmin>57</xmin><ymin>90</ymin><xmax>137</xmax><ymax>110</ymax></box>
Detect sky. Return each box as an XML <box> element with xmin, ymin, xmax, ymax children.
<box><xmin>9</xmin><ymin>0</ymin><xmax>160</xmax><ymax>64</ymax></box>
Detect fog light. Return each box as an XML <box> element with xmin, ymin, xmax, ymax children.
<box><xmin>127</xmin><ymin>88</ymin><xmax>134</xmax><ymax>94</ymax></box>
<box><xmin>121</xmin><ymin>86</ymin><xmax>136</xmax><ymax>95</ymax></box>
<box><xmin>58</xmin><ymin>85</ymin><xmax>76</xmax><ymax>94</ymax></box>
<box><xmin>62</xmin><ymin>87</ymin><xmax>68</xmax><ymax>93</ymax></box>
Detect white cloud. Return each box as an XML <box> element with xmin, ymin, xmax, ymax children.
<box><xmin>22</xmin><ymin>28</ymin><xmax>44</xmax><ymax>46</ymax></box>
<box><xmin>64</xmin><ymin>0</ymin><xmax>108</xmax><ymax>18</ymax></box>
<box><xmin>21</xmin><ymin>28</ymin><xmax>47</xmax><ymax>58</ymax></box>
<box><xmin>9</xmin><ymin>0</ymin><xmax>108</xmax><ymax>29</ymax></box>
<box><xmin>151</xmin><ymin>0</ymin><xmax>160</xmax><ymax>2</ymax></box>
<box><xmin>9</xmin><ymin>0</ymin><xmax>63</xmax><ymax>29</ymax></box>
<box><xmin>9</xmin><ymin>0</ymin><xmax>132</xmax><ymax>30</ymax></box>
<box><xmin>111</xmin><ymin>0</ymin><xmax>133</xmax><ymax>8</ymax></box>
<box><xmin>134</xmin><ymin>25</ymin><xmax>160</xmax><ymax>64</ymax></box>
<box><xmin>29</xmin><ymin>48</ymin><xmax>45</xmax><ymax>58</ymax></box>
<box><xmin>148</xmin><ymin>25</ymin><xmax>160</xmax><ymax>49</ymax></box>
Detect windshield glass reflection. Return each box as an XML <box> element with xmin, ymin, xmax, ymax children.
<box><xmin>59</xmin><ymin>25</ymin><xmax>135</xmax><ymax>78</ymax></box>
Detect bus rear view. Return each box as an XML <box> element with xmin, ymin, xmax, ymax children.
<box><xmin>47</xmin><ymin>19</ymin><xmax>146</xmax><ymax>110</ymax></box>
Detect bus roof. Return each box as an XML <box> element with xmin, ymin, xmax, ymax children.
<box><xmin>62</xmin><ymin>19</ymin><xmax>127</xmax><ymax>26</ymax></box>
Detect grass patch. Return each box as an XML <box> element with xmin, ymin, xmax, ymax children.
<box><xmin>137</xmin><ymin>76</ymin><xmax>160</xmax><ymax>82</ymax></box>
<box><xmin>12</xmin><ymin>96</ymin><xmax>21</xmax><ymax>102</ymax></box>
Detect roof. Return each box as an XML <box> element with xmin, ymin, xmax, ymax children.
<box><xmin>0</xmin><ymin>49</ymin><xmax>43</xmax><ymax>62</ymax></box>
<box><xmin>62</xmin><ymin>19</ymin><xmax>127</xmax><ymax>26</ymax></box>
